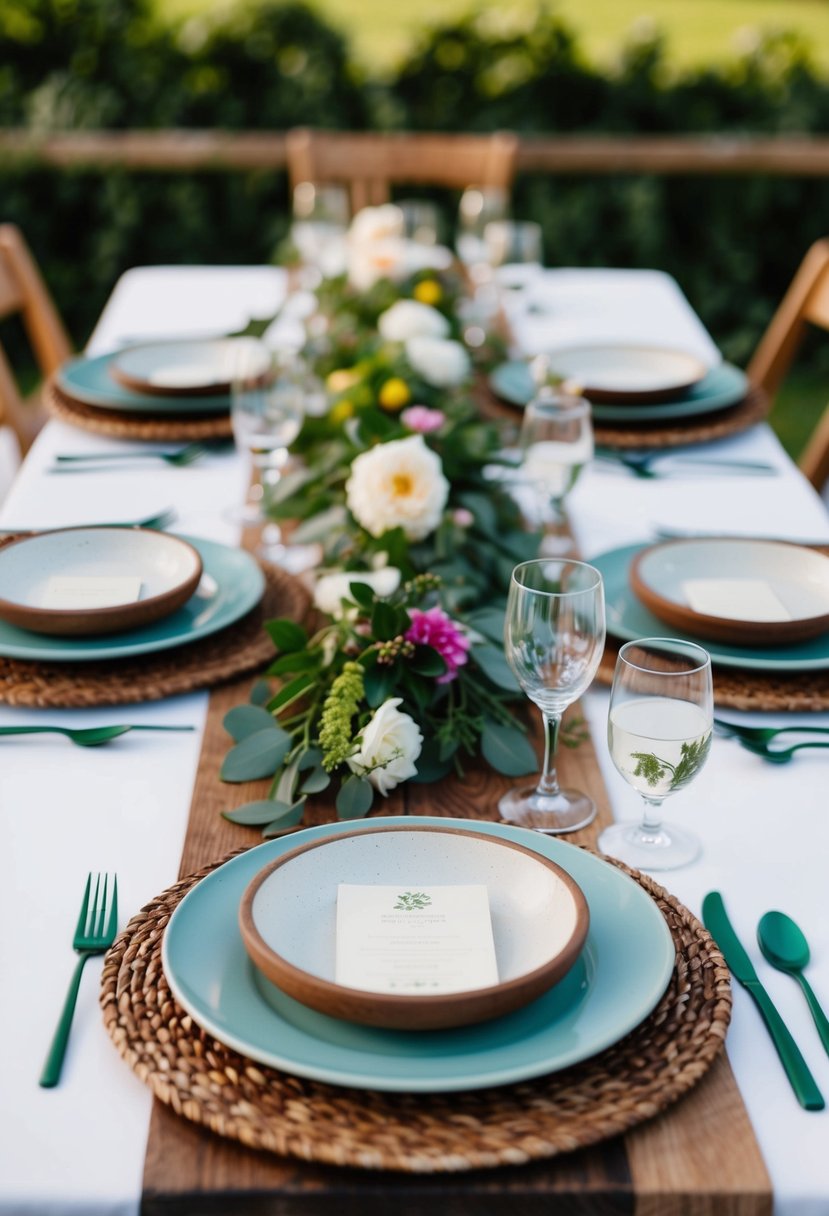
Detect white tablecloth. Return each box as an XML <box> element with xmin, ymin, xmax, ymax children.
<box><xmin>1</xmin><ymin>266</ymin><xmax>829</xmax><ymax>1216</ymax></box>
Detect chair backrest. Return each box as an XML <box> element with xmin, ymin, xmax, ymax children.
<box><xmin>285</xmin><ymin>128</ymin><xmax>519</xmax><ymax>215</ymax></box>
<box><xmin>0</xmin><ymin>223</ymin><xmax>72</xmax><ymax>455</ymax></box>
<box><xmin>746</xmin><ymin>237</ymin><xmax>829</xmax><ymax>490</ymax></box>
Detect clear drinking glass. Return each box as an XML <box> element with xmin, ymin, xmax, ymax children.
<box><xmin>398</xmin><ymin>198</ymin><xmax>440</xmax><ymax>246</ymax></box>
<box><xmin>456</xmin><ymin>186</ymin><xmax>508</xmax><ymax>278</ymax></box>
<box><xmin>230</xmin><ymin>338</ymin><xmax>306</xmax><ymax>565</ymax></box>
<box><xmin>291</xmin><ymin>182</ymin><xmax>350</xmax><ymax>282</ymax></box>
<box><xmin>519</xmin><ymin>373</ymin><xmax>593</xmax><ymax>557</ymax></box>
<box><xmin>484</xmin><ymin>220</ymin><xmax>543</xmax><ymax>271</ymax></box>
<box><xmin>500</xmin><ymin>559</ymin><xmax>606</xmax><ymax>833</ymax></box>
<box><xmin>599</xmin><ymin>638</ymin><xmax>713</xmax><ymax>870</ymax></box>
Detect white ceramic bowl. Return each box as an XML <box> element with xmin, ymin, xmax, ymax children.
<box><xmin>0</xmin><ymin>527</ymin><xmax>203</xmax><ymax>636</ymax></box>
<box><xmin>631</xmin><ymin>538</ymin><xmax>829</xmax><ymax>646</ymax></box>
<box><xmin>239</xmin><ymin>825</ymin><xmax>589</xmax><ymax>1030</ymax></box>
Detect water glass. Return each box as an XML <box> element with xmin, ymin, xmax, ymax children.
<box><xmin>230</xmin><ymin>339</ymin><xmax>306</xmax><ymax>565</ymax></box>
<box><xmin>599</xmin><ymin>638</ymin><xmax>713</xmax><ymax>870</ymax></box>
<box><xmin>484</xmin><ymin>220</ymin><xmax>543</xmax><ymax>270</ymax></box>
<box><xmin>519</xmin><ymin>378</ymin><xmax>593</xmax><ymax>556</ymax></box>
<box><xmin>500</xmin><ymin>559</ymin><xmax>606</xmax><ymax>833</ymax></box>
<box><xmin>291</xmin><ymin>182</ymin><xmax>350</xmax><ymax>281</ymax></box>
<box><xmin>398</xmin><ymin>199</ymin><xmax>440</xmax><ymax>246</ymax></box>
<box><xmin>456</xmin><ymin>186</ymin><xmax>508</xmax><ymax>276</ymax></box>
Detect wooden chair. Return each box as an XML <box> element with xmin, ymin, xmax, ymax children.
<box><xmin>747</xmin><ymin>237</ymin><xmax>829</xmax><ymax>490</ymax></box>
<box><xmin>285</xmin><ymin>128</ymin><xmax>519</xmax><ymax>215</ymax></box>
<box><xmin>0</xmin><ymin>223</ymin><xmax>72</xmax><ymax>456</ymax></box>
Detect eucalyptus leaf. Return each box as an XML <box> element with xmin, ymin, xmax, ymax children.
<box><xmin>300</xmin><ymin>765</ymin><xmax>332</xmax><ymax>795</ymax></box>
<box><xmin>222</xmin><ymin>799</ymin><xmax>291</xmax><ymax>826</ymax></box>
<box><xmin>466</xmin><ymin>607</ymin><xmax>507</xmax><ymax>645</ymax></box>
<box><xmin>297</xmin><ymin>746</ymin><xmax>323</xmax><ymax>771</ymax></box>
<box><xmin>409</xmin><ymin>737</ymin><xmax>454</xmax><ymax>783</ymax></box>
<box><xmin>221</xmin><ymin>730</ymin><xmax>292</xmax><ymax>782</ymax></box>
<box><xmin>265</xmin><ymin>619</ymin><xmax>308</xmax><ymax>654</ymax></box>
<box><xmin>336</xmin><ymin>775</ymin><xmax>374</xmax><ymax>819</ymax></box>
<box><xmin>266</xmin><ymin>466</ymin><xmax>317</xmax><ymax>506</ymax></box>
<box><xmin>275</xmin><ymin>752</ymin><xmax>302</xmax><ymax>804</ymax></box>
<box><xmin>223</xmin><ymin>704</ymin><xmax>281</xmax><ymax>743</ymax></box>
<box><xmin>249</xmin><ymin>678</ymin><xmax>273</xmax><ymax>706</ymax></box>
<box><xmin>472</xmin><ymin>644</ymin><xmax>521</xmax><ymax>692</ymax></box>
<box><xmin>481</xmin><ymin>720</ymin><xmax>538</xmax><ymax>776</ymax></box>
<box><xmin>263</xmin><ymin>800</ymin><xmax>307</xmax><ymax>836</ymax></box>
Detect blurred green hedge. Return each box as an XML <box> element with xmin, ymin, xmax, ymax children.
<box><xmin>2</xmin><ymin>0</ymin><xmax>829</xmax><ymax>369</ymax></box>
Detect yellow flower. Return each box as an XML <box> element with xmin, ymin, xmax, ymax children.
<box><xmin>378</xmin><ymin>377</ymin><xmax>411</xmax><ymax>411</ymax></box>
<box><xmin>330</xmin><ymin>399</ymin><xmax>355</xmax><ymax>423</ymax></box>
<box><xmin>326</xmin><ymin>368</ymin><xmax>361</xmax><ymax>394</ymax></box>
<box><xmin>414</xmin><ymin>279</ymin><xmax>442</xmax><ymax>306</ymax></box>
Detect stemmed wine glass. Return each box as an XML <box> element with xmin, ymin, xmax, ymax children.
<box><xmin>519</xmin><ymin>368</ymin><xmax>593</xmax><ymax>557</ymax></box>
<box><xmin>500</xmin><ymin>559</ymin><xmax>606</xmax><ymax>833</ymax></box>
<box><xmin>290</xmin><ymin>182</ymin><xmax>350</xmax><ymax>283</ymax></box>
<box><xmin>598</xmin><ymin>638</ymin><xmax>713</xmax><ymax>870</ymax></box>
<box><xmin>230</xmin><ymin>338</ymin><xmax>309</xmax><ymax>568</ymax></box>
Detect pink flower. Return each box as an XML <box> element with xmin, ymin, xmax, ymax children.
<box><xmin>452</xmin><ymin>507</ymin><xmax>474</xmax><ymax>528</ymax></box>
<box><xmin>400</xmin><ymin>405</ymin><xmax>446</xmax><ymax>434</ymax></box>
<box><xmin>405</xmin><ymin>606</ymin><xmax>471</xmax><ymax>684</ymax></box>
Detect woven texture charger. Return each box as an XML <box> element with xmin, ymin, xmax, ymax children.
<box><xmin>0</xmin><ymin>562</ymin><xmax>308</xmax><ymax>708</ymax></box>
<box><xmin>598</xmin><ymin>635</ymin><xmax>829</xmax><ymax>712</ymax></box>
<box><xmin>100</xmin><ymin>847</ymin><xmax>730</xmax><ymax>1173</ymax></box>
<box><xmin>44</xmin><ymin>378</ymin><xmax>233</xmax><ymax>442</ymax></box>
<box><xmin>592</xmin><ymin>385</ymin><xmax>770</xmax><ymax>450</ymax></box>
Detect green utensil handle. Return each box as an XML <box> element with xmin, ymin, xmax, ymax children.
<box><xmin>797</xmin><ymin>975</ymin><xmax>829</xmax><ymax>1057</ymax></box>
<box><xmin>0</xmin><ymin>727</ymin><xmax>60</xmax><ymax>736</ymax></box>
<box><xmin>746</xmin><ymin>981</ymin><xmax>825</xmax><ymax>1110</ymax></box>
<box><xmin>39</xmin><ymin>951</ymin><xmax>93</xmax><ymax>1088</ymax></box>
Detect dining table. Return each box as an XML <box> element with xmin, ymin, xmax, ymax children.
<box><xmin>2</xmin><ymin>259</ymin><xmax>829</xmax><ymax>1216</ymax></box>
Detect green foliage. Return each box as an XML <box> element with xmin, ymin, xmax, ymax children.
<box><xmin>2</xmin><ymin>1</ymin><xmax>829</xmax><ymax>383</ymax></box>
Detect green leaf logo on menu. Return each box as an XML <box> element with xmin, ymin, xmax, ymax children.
<box><xmin>394</xmin><ymin>891</ymin><xmax>432</xmax><ymax>911</ymax></box>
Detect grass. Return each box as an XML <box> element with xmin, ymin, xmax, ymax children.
<box><xmin>162</xmin><ymin>0</ymin><xmax>829</xmax><ymax>75</ymax></box>
<box><xmin>770</xmin><ymin>368</ymin><xmax>828</xmax><ymax>463</ymax></box>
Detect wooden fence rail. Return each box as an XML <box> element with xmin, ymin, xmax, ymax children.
<box><xmin>2</xmin><ymin>130</ymin><xmax>829</xmax><ymax>176</ymax></box>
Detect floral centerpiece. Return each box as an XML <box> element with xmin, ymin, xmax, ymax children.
<box><xmin>221</xmin><ymin>206</ymin><xmax>546</xmax><ymax>835</ymax></box>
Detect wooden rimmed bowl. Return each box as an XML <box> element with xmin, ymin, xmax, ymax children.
<box><xmin>239</xmin><ymin>825</ymin><xmax>590</xmax><ymax>1031</ymax></box>
<box><xmin>0</xmin><ymin>527</ymin><xmax>203</xmax><ymax>636</ymax></box>
<box><xmin>630</xmin><ymin>537</ymin><xmax>829</xmax><ymax>647</ymax></box>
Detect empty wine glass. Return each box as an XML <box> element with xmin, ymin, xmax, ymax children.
<box><xmin>519</xmin><ymin>368</ymin><xmax>593</xmax><ymax>557</ymax></box>
<box><xmin>398</xmin><ymin>198</ymin><xmax>440</xmax><ymax>246</ymax></box>
<box><xmin>599</xmin><ymin>638</ymin><xmax>713</xmax><ymax>870</ymax></box>
<box><xmin>484</xmin><ymin>219</ymin><xmax>543</xmax><ymax>283</ymax></box>
<box><xmin>456</xmin><ymin>186</ymin><xmax>508</xmax><ymax>281</ymax></box>
<box><xmin>230</xmin><ymin>338</ymin><xmax>308</xmax><ymax>566</ymax></box>
<box><xmin>291</xmin><ymin>182</ymin><xmax>350</xmax><ymax>282</ymax></box>
<box><xmin>500</xmin><ymin>559</ymin><xmax>606</xmax><ymax>833</ymax></box>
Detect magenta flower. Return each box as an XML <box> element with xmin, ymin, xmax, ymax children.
<box><xmin>400</xmin><ymin>405</ymin><xmax>446</xmax><ymax>434</ymax></box>
<box><xmin>405</xmin><ymin>606</ymin><xmax>471</xmax><ymax>684</ymax></box>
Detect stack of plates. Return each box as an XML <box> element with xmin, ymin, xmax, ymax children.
<box><xmin>55</xmin><ymin>338</ymin><xmax>265</xmax><ymax>419</ymax></box>
<box><xmin>593</xmin><ymin>538</ymin><xmax>829</xmax><ymax>674</ymax></box>
<box><xmin>161</xmin><ymin>817</ymin><xmax>675</xmax><ymax>1092</ymax></box>
<box><xmin>490</xmin><ymin>346</ymin><xmax>748</xmax><ymax>428</ymax></box>
<box><xmin>0</xmin><ymin>528</ymin><xmax>264</xmax><ymax>662</ymax></box>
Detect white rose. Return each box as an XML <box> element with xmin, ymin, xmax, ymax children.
<box><xmin>347</xmin><ymin>698</ymin><xmax>423</xmax><ymax>795</ymax></box>
<box><xmin>348</xmin><ymin>239</ymin><xmax>406</xmax><ymax>292</ymax></box>
<box><xmin>405</xmin><ymin>336</ymin><xmax>471</xmax><ymax>387</ymax></box>
<box><xmin>345</xmin><ymin>434</ymin><xmax>449</xmax><ymax>541</ymax></box>
<box><xmin>313</xmin><ymin>567</ymin><xmax>401</xmax><ymax>617</ymax></box>
<box><xmin>378</xmin><ymin>299</ymin><xmax>449</xmax><ymax>343</ymax></box>
<box><xmin>348</xmin><ymin>204</ymin><xmax>405</xmax><ymax>245</ymax></box>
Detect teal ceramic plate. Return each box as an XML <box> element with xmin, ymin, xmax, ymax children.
<box><xmin>594</xmin><ymin>541</ymin><xmax>829</xmax><ymax>671</ymax></box>
<box><xmin>56</xmin><ymin>352</ymin><xmax>231</xmax><ymax>415</ymax></box>
<box><xmin>162</xmin><ymin>816</ymin><xmax>675</xmax><ymax>1093</ymax></box>
<box><xmin>490</xmin><ymin>361</ymin><xmax>747</xmax><ymax>423</ymax></box>
<box><xmin>0</xmin><ymin>534</ymin><xmax>264</xmax><ymax>661</ymax></box>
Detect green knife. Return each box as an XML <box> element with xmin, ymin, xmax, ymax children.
<box><xmin>702</xmin><ymin>891</ymin><xmax>824</xmax><ymax>1111</ymax></box>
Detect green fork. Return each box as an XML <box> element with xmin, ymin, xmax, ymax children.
<box><xmin>40</xmin><ymin>873</ymin><xmax>118</xmax><ymax>1088</ymax></box>
<box><xmin>52</xmin><ymin>442</ymin><xmax>206</xmax><ymax>469</ymax></box>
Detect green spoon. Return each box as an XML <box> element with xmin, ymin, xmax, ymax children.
<box><xmin>758</xmin><ymin>910</ymin><xmax>829</xmax><ymax>1056</ymax></box>
<box><xmin>0</xmin><ymin>724</ymin><xmax>194</xmax><ymax>747</ymax></box>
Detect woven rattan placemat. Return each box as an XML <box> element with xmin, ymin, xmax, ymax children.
<box><xmin>44</xmin><ymin>379</ymin><xmax>233</xmax><ymax>442</ymax></box>
<box><xmin>593</xmin><ymin>385</ymin><xmax>770</xmax><ymax>450</ymax></box>
<box><xmin>100</xmin><ymin>847</ymin><xmax>729</xmax><ymax>1173</ymax></box>
<box><xmin>598</xmin><ymin>634</ymin><xmax>829</xmax><ymax>712</ymax></box>
<box><xmin>0</xmin><ymin>562</ymin><xmax>308</xmax><ymax>708</ymax></box>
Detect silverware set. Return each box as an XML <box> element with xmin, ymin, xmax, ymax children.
<box><xmin>714</xmin><ymin>716</ymin><xmax>829</xmax><ymax>763</ymax></box>
<box><xmin>593</xmin><ymin>449</ymin><xmax>778</xmax><ymax>478</ymax></box>
<box><xmin>703</xmin><ymin>893</ymin><xmax>828</xmax><ymax>1110</ymax></box>
<box><xmin>50</xmin><ymin>442</ymin><xmax>208</xmax><ymax>471</ymax></box>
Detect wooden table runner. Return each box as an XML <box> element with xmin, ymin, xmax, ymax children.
<box><xmin>141</xmin><ymin>672</ymin><xmax>771</xmax><ymax>1215</ymax></box>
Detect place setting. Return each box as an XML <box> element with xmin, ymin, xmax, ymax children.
<box><xmin>591</xmin><ymin>532</ymin><xmax>829</xmax><ymax>711</ymax></box>
<box><xmin>42</xmin><ymin>336</ymin><xmax>269</xmax><ymax>442</ymax></box>
<box><xmin>0</xmin><ymin>521</ymin><xmax>309</xmax><ymax>707</ymax></box>
<box><xmin>488</xmin><ymin>342</ymin><xmax>770</xmax><ymax>449</ymax></box>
